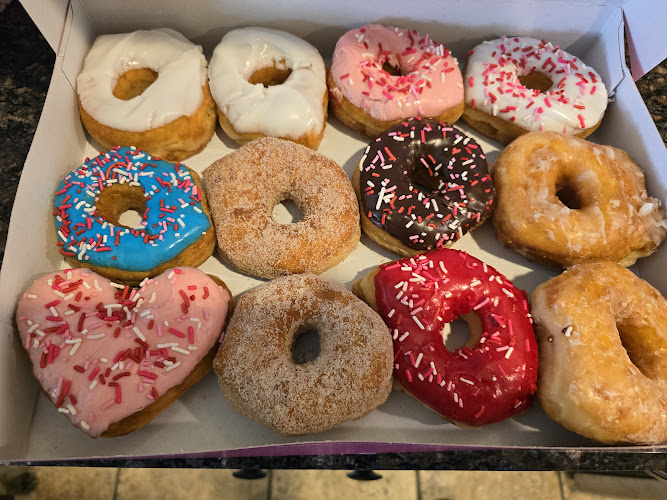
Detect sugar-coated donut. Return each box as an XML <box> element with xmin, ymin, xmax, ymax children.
<box><xmin>353</xmin><ymin>118</ymin><xmax>495</xmax><ymax>256</ymax></box>
<box><xmin>208</xmin><ymin>27</ymin><xmax>328</xmax><ymax>149</ymax></box>
<box><xmin>329</xmin><ymin>25</ymin><xmax>464</xmax><ymax>137</ymax></box>
<box><xmin>203</xmin><ymin>138</ymin><xmax>360</xmax><ymax>279</ymax></box>
<box><xmin>77</xmin><ymin>29</ymin><xmax>216</xmax><ymax>161</ymax></box>
<box><xmin>54</xmin><ymin>147</ymin><xmax>215</xmax><ymax>285</ymax></box>
<box><xmin>462</xmin><ymin>36</ymin><xmax>608</xmax><ymax>144</ymax></box>
<box><xmin>532</xmin><ymin>262</ymin><xmax>667</xmax><ymax>444</ymax></box>
<box><xmin>353</xmin><ymin>249</ymin><xmax>538</xmax><ymax>426</ymax></box>
<box><xmin>214</xmin><ymin>274</ymin><xmax>393</xmax><ymax>436</ymax></box>
<box><xmin>16</xmin><ymin>267</ymin><xmax>232</xmax><ymax>437</ymax></box>
<box><xmin>492</xmin><ymin>132</ymin><xmax>666</xmax><ymax>268</ymax></box>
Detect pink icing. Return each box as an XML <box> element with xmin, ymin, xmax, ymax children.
<box><xmin>16</xmin><ymin>267</ymin><xmax>230</xmax><ymax>437</ymax></box>
<box><xmin>329</xmin><ymin>25</ymin><xmax>463</xmax><ymax>122</ymax></box>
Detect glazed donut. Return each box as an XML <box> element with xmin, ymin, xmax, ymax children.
<box><xmin>16</xmin><ymin>267</ymin><xmax>232</xmax><ymax>437</ymax></box>
<box><xmin>214</xmin><ymin>274</ymin><xmax>393</xmax><ymax>436</ymax></box>
<box><xmin>208</xmin><ymin>27</ymin><xmax>328</xmax><ymax>149</ymax></box>
<box><xmin>462</xmin><ymin>36</ymin><xmax>608</xmax><ymax>144</ymax></box>
<box><xmin>353</xmin><ymin>249</ymin><xmax>538</xmax><ymax>426</ymax></box>
<box><xmin>77</xmin><ymin>29</ymin><xmax>216</xmax><ymax>161</ymax></box>
<box><xmin>54</xmin><ymin>147</ymin><xmax>215</xmax><ymax>285</ymax></box>
<box><xmin>532</xmin><ymin>262</ymin><xmax>667</xmax><ymax>444</ymax></box>
<box><xmin>328</xmin><ymin>25</ymin><xmax>464</xmax><ymax>138</ymax></box>
<box><xmin>492</xmin><ymin>132</ymin><xmax>666</xmax><ymax>268</ymax></box>
<box><xmin>353</xmin><ymin>118</ymin><xmax>495</xmax><ymax>256</ymax></box>
<box><xmin>203</xmin><ymin>137</ymin><xmax>360</xmax><ymax>279</ymax></box>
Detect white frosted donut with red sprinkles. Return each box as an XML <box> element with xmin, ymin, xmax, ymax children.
<box><xmin>462</xmin><ymin>36</ymin><xmax>608</xmax><ymax>143</ymax></box>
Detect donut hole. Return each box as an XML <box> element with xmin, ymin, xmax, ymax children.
<box><xmin>518</xmin><ymin>71</ymin><xmax>553</xmax><ymax>93</ymax></box>
<box><xmin>272</xmin><ymin>198</ymin><xmax>304</xmax><ymax>225</ymax></box>
<box><xmin>441</xmin><ymin>312</ymin><xmax>483</xmax><ymax>351</ymax></box>
<box><xmin>382</xmin><ymin>60</ymin><xmax>401</xmax><ymax>76</ymax></box>
<box><xmin>113</xmin><ymin>68</ymin><xmax>159</xmax><ymax>100</ymax></box>
<box><xmin>291</xmin><ymin>328</ymin><xmax>321</xmax><ymax>364</ymax></box>
<box><xmin>409</xmin><ymin>156</ymin><xmax>444</xmax><ymax>197</ymax></box>
<box><xmin>617</xmin><ymin>322</ymin><xmax>657</xmax><ymax>379</ymax></box>
<box><xmin>555</xmin><ymin>177</ymin><xmax>584</xmax><ymax>210</ymax></box>
<box><xmin>248</xmin><ymin>65</ymin><xmax>292</xmax><ymax>87</ymax></box>
<box><xmin>96</xmin><ymin>184</ymin><xmax>147</xmax><ymax>229</ymax></box>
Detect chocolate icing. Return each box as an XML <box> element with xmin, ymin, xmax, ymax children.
<box><xmin>358</xmin><ymin>118</ymin><xmax>494</xmax><ymax>250</ymax></box>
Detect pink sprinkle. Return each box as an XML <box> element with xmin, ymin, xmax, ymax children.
<box><xmin>157</xmin><ymin>324</ymin><xmax>163</xmax><ymax>337</ymax></box>
<box><xmin>102</xmin><ymin>399</ymin><xmax>115</xmax><ymax>410</ymax></box>
<box><xmin>578</xmin><ymin>114</ymin><xmax>585</xmax><ymax>128</ymax></box>
<box><xmin>405</xmin><ymin>370</ymin><xmax>412</xmax><ymax>383</ymax></box>
<box><xmin>381</xmin><ymin>90</ymin><xmax>393</xmax><ymax>100</ymax></box>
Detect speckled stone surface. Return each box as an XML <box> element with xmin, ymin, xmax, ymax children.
<box><xmin>0</xmin><ymin>0</ymin><xmax>665</xmax><ymax>469</ymax></box>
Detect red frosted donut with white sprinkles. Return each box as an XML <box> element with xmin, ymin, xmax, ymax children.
<box><xmin>353</xmin><ymin>248</ymin><xmax>538</xmax><ymax>426</ymax></box>
<box><xmin>462</xmin><ymin>36</ymin><xmax>608</xmax><ymax>144</ymax></box>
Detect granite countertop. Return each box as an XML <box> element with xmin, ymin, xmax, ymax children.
<box><xmin>1</xmin><ymin>1</ymin><xmax>666</xmax><ymax>470</ymax></box>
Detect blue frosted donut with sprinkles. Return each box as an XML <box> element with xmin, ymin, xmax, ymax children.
<box><xmin>53</xmin><ymin>146</ymin><xmax>215</xmax><ymax>284</ymax></box>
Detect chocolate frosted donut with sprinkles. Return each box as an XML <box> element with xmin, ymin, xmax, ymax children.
<box><xmin>352</xmin><ymin>118</ymin><xmax>495</xmax><ymax>256</ymax></box>
<box><xmin>53</xmin><ymin>147</ymin><xmax>215</xmax><ymax>285</ymax></box>
<box><xmin>462</xmin><ymin>36</ymin><xmax>608</xmax><ymax>144</ymax></box>
<box><xmin>353</xmin><ymin>249</ymin><xmax>539</xmax><ymax>426</ymax></box>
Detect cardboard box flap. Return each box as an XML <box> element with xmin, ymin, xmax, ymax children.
<box><xmin>20</xmin><ymin>0</ymin><xmax>69</xmax><ymax>53</ymax></box>
<box><xmin>623</xmin><ymin>0</ymin><xmax>667</xmax><ymax>81</ymax></box>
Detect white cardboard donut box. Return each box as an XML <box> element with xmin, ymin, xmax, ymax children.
<box><xmin>0</xmin><ymin>0</ymin><xmax>665</xmax><ymax>462</ymax></box>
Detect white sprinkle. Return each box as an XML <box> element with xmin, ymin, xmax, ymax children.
<box><xmin>149</xmin><ymin>292</ymin><xmax>157</xmax><ymax>304</ymax></box>
<box><xmin>157</xmin><ymin>342</ymin><xmax>178</xmax><ymax>348</ymax></box>
<box><xmin>65</xmin><ymin>338</ymin><xmax>82</xmax><ymax>344</ymax></box>
<box><xmin>87</xmin><ymin>333</ymin><xmax>105</xmax><ymax>340</ymax></box>
<box><xmin>399</xmin><ymin>332</ymin><xmax>410</xmax><ymax>341</ymax></box>
<box><xmin>69</xmin><ymin>342</ymin><xmax>81</xmax><ymax>356</ymax></box>
<box><xmin>110</xmin><ymin>282</ymin><xmax>125</xmax><ymax>289</ymax></box>
<box><xmin>412</xmin><ymin>316</ymin><xmax>425</xmax><ymax>330</ymax></box>
<box><xmin>81</xmin><ymin>421</ymin><xmax>90</xmax><ymax>430</ymax></box>
<box><xmin>89</xmin><ymin>379</ymin><xmax>98</xmax><ymax>390</ymax></box>
<box><xmin>58</xmin><ymin>408</ymin><xmax>70</xmax><ymax>414</ymax></box>
<box><xmin>82</xmin><ymin>281</ymin><xmax>91</xmax><ymax>290</ymax></box>
<box><xmin>133</xmin><ymin>327</ymin><xmax>146</xmax><ymax>342</ymax></box>
<box><xmin>502</xmin><ymin>288</ymin><xmax>515</xmax><ymax>298</ymax></box>
<box><xmin>414</xmin><ymin>352</ymin><xmax>423</xmax><ymax>368</ymax></box>
<box><xmin>165</xmin><ymin>362</ymin><xmax>181</xmax><ymax>372</ymax></box>
<box><xmin>93</xmin><ymin>280</ymin><xmax>102</xmax><ymax>291</ymax></box>
<box><xmin>27</xmin><ymin>323</ymin><xmax>40</xmax><ymax>334</ymax></box>
<box><xmin>387</xmin><ymin>309</ymin><xmax>395</xmax><ymax>318</ymax></box>
<box><xmin>563</xmin><ymin>326</ymin><xmax>573</xmax><ymax>337</ymax></box>
<box><xmin>505</xmin><ymin>347</ymin><xmax>514</xmax><ymax>359</ymax></box>
<box><xmin>459</xmin><ymin>377</ymin><xmax>475</xmax><ymax>385</ymax></box>
<box><xmin>171</xmin><ymin>346</ymin><xmax>190</xmax><ymax>355</ymax></box>
<box><xmin>49</xmin><ymin>306</ymin><xmax>59</xmax><ymax>317</ymax></box>
<box><xmin>67</xmin><ymin>404</ymin><xmax>77</xmax><ymax>415</ymax></box>
<box><xmin>168</xmin><ymin>271</ymin><xmax>175</xmax><ymax>279</ymax></box>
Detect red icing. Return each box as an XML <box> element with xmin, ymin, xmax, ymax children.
<box><xmin>373</xmin><ymin>249</ymin><xmax>538</xmax><ymax>425</ymax></box>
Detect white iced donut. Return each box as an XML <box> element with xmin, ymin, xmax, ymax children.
<box><xmin>208</xmin><ymin>27</ymin><xmax>328</xmax><ymax>149</ymax></box>
<box><xmin>462</xmin><ymin>36</ymin><xmax>608</xmax><ymax>144</ymax></box>
<box><xmin>76</xmin><ymin>29</ymin><xmax>216</xmax><ymax>161</ymax></box>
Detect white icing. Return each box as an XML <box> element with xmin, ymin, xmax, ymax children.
<box><xmin>77</xmin><ymin>29</ymin><xmax>207</xmax><ymax>132</ymax></box>
<box><xmin>465</xmin><ymin>36</ymin><xmax>608</xmax><ymax>133</ymax></box>
<box><xmin>208</xmin><ymin>27</ymin><xmax>326</xmax><ymax>139</ymax></box>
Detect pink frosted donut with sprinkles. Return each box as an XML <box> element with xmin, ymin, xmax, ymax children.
<box><xmin>15</xmin><ymin>267</ymin><xmax>232</xmax><ymax>437</ymax></box>
<box><xmin>462</xmin><ymin>36</ymin><xmax>608</xmax><ymax>144</ymax></box>
<box><xmin>328</xmin><ymin>24</ymin><xmax>464</xmax><ymax>137</ymax></box>
<box><xmin>353</xmin><ymin>248</ymin><xmax>539</xmax><ymax>426</ymax></box>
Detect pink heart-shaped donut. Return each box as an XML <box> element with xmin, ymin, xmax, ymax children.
<box><xmin>16</xmin><ymin>267</ymin><xmax>231</xmax><ymax>437</ymax></box>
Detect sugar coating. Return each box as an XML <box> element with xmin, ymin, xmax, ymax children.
<box><xmin>214</xmin><ymin>274</ymin><xmax>393</xmax><ymax>436</ymax></box>
<box><xmin>203</xmin><ymin>137</ymin><xmax>360</xmax><ymax>278</ymax></box>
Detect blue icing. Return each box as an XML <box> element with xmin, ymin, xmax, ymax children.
<box><xmin>54</xmin><ymin>146</ymin><xmax>211</xmax><ymax>272</ymax></box>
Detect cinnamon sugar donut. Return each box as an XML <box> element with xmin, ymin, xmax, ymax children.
<box><xmin>214</xmin><ymin>274</ymin><xmax>393</xmax><ymax>436</ymax></box>
<box><xmin>492</xmin><ymin>132</ymin><xmax>666</xmax><ymax>268</ymax></box>
<box><xmin>532</xmin><ymin>262</ymin><xmax>667</xmax><ymax>444</ymax></box>
<box><xmin>203</xmin><ymin>138</ymin><xmax>360</xmax><ymax>278</ymax></box>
